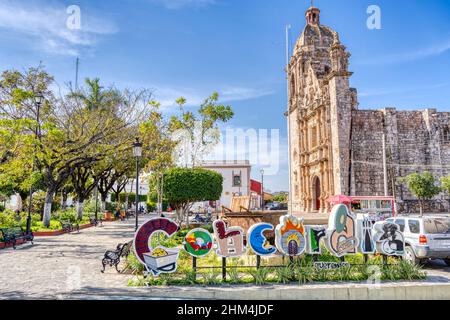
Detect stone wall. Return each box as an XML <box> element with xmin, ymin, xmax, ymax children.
<box><xmin>351</xmin><ymin>108</ymin><xmax>450</xmax><ymax>213</ymax></box>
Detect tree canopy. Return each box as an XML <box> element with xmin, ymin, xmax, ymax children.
<box><xmin>401</xmin><ymin>171</ymin><xmax>441</xmax><ymax>215</ymax></box>
<box><xmin>0</xmin><ymin>65</ymin><xmax>233</xmax><ymax>227</ymax></box>
<box><xmin>163</xmin><ymin>167</ymin><xmax>223</xmax><ymax>224</ymax></box>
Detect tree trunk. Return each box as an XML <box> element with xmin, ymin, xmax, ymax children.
<box><xmin>419</xmin><ymin>199</ymin><xmax>423</xmax><ymax>217</ymax></box>
<box><xmin>43</xmin><ymin>189</ymin><xmax>53</xmax><ymax>228</ymax></box>
<box><xmin>175</xmin><ymin>207</ymin><xmax>183</xmax><ymax>225</ymax></box>
<box><xmin>61</xmin><ymin>190</ymin><xmax>68</xmax><ymax>209</ymax></box>
<box><xmin>101</xmin><ymin>193</ymin><xmax>108</xmax><ymax>212</ymax></box>
<box><xmin>16</xmin><ymin>193</ymin><xmax>23</xmax><ymax>213</ymax></box>
<box><xmin>185</xmin><ymin>204</ymin><xmax>190</xmax><ymax>229</ymax></box>
<box><xmin>77</xmin><ymin>200</ymin><xmax>84</xmax><ymax>220</ymax></box>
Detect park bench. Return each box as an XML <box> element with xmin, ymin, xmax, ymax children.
<box><xmin>101</xmin><ymin>241</ymin><xmax>133</xmax><ymax>273</ymax></box>
<box><xmin>0</xmin><ymin>227</ymin><xmax>34</xmax><ymax>250</ymax></box>
<box><xmin>89</xmin><ymin>216</ymin><xmax>103</xmax><ymax>227</ymax></box>
<box><xmin>59</xmin><ymin>220</ymin><xmax>80</xmax><ymax>233</ymax></box>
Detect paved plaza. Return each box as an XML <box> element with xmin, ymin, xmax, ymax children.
<box><xmin>0</xmin><ymin>218</ymin><xmax>140</xmax><ymax>300</ymax></box>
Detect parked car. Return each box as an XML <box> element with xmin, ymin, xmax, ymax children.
<box><xmin>265</xmin><ymin>202</ymin><xmax>288</xmax><ymax>211</ymax></box>
<box><xmin>386</xmin><ymin>216</ymin><xmax>450</xmax><ymax>265</ymax></box>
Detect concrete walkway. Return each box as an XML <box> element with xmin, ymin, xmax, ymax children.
<box><xmin>0</xmin><ymin>218</ymin><xmax>138</xmax><ymax>300</ymax></box>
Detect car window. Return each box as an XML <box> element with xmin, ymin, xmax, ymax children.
<box><xmin>408</xmin><ymin>220</ymin><xmax>421</xmax><ymax>234</ymax></box>
<box><xmin>395</xmin><ymin>219</ymin><xmax>405</xmax><ymax>232</ymax></box>
<box><xmin>424</xmin><ymin>218</ymin><xmax>450</xmax><ymax>234</ymax></box>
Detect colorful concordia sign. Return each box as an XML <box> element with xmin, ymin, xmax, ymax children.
<box><xmin>133</xmin><ymin>204</ymin><xmax>405</xmax><ymax>276</ymax></box>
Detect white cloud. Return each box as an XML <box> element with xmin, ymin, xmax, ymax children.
<box><xmin>359</xmin><ymin>82</ymin><xmax>450</xmax><ymax>98</ymax></box>
<box><xmin>152</xmin><ymin>85</ymin><xmax>274</xmax><ymax>109</ymax></box>
<box><xmin>0</xmin><ymin>1</ymin><xmax>117</xmax><ymax>56</ymax></box>
<box><xmin>149</xmin><ymin>0</ymin><xmax>216</xmax><ymax>10</ymax></box>
<box><xmin>358</xmin><ymin>39</ymin><xmax>450</xmax><ymax>65</ymax></box>
<box><xmin>220</xmin><ymin>86</ymin><xmax>274</xmax><ymax>102</ymax></box>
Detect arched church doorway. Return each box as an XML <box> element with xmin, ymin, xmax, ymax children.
<box><xmin>313</xmin><ymin>177</ymin><xmax>321</xmax><ymax>211</ymax></box>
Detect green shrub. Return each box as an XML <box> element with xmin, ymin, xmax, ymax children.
<box><xmin>182</xmin><ymin>270</ymin><xmax>198</xmax><ymax>285</ymax></box>
<box><xmin>227</xmin><ymin>268</ymin><xmax>241</xmax><ymax>284</ymax></box>
<box><xmin>111</xmin><ymin>193</ymin><xmax>147</xmax><ymax>204</ymax></box>
<box><xmin>201</xmin><ymin>270</ymin><xmax>221</xmax><ymax>285</ymax></box>
<box><xmin>293</xmin><ymin>260</ymin><xmax>315</xmax><ymax>284</ymax></box>
<box><xmin>125</xmin><ymin>253</ymin><xmax>145</xmax><ymax>274</ymax></box>
<box><xmin>276</xmin><ymin>266</ymin><xmax>295</xmax><ymax>284</ymax></box>
<box><xmin>249</xmin><ymin>267</ymin><xmax>272</xmax><ymax>285</ymax></box>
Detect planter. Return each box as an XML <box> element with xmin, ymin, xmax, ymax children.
<box><xmin>0</xmin><ymin>239</ymin><xmax>26</xmax><ymax>250</ymax></box>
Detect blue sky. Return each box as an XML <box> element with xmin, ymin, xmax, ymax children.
<box><xmin>0</xmin><ymin>0</ymin><xmax>449</xmax><ymax>192</ymax></box>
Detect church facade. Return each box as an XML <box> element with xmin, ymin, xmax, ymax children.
<box><xmin>288</xmin><ymin>7</ymin><xmax>450</xmax><ymax>214</ymax></box>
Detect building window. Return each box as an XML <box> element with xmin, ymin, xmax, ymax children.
<box><xmin>233</xmin><ymin>175</ymin><xmax>242</xmax><ymax>187</ymax></box>
<box><xmin>443</xmin><ymin>128</ymin><xmax>450</xmax><ymax>142</ymax></box>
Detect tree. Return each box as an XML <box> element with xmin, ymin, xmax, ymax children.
<box><xmin>163</xmin><ymin>167</ymin><xmax>223</xmax><ymax>226</ymax></box>
<box><xmin>170</xmin><ymin>93</ymin><xmax>234</xmax><ymax>168</ymax></box>
<box><xmin>68</xmin><ymin>78</ymin><xmax>121</xmax><ymax>112</ymax></box>
<box><xmin>141</xmin><ymin>100</ymin><xmax>176</xmax><ymax>215</ymax></box>
<box><xmin>0</xmin><ymin>67</ymin><xmax>151</xmax><ymax>227</ymax></box>
<box><xmin>401</xmin><ymin>172</ymin><xmax>441</xmax><ymax>216</ymax></box>
<box><xmin>273</xmin><ymin>192</ymin><xmax>288</xmax><ymax>203</ymax></box>
<box><xmin>440</xmin><ymin>175</ymin><xmax>450</xmax><ymax>213</ymax></box>
<box><xmin>65</xmin><ymin>81</ymin><xmax>151</xmax><ymax>219</ymax></box>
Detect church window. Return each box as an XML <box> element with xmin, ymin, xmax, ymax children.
<box><xmin>444</xmin><ymin>128</ymin><xmax>450</xmax><ymax>142</ymax></box>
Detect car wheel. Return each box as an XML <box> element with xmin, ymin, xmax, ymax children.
<box><xmin>444</xmin><ymin>259</ymin><xmax>450</xmax><ymax>267</ymax></box>
<box><xmin>403</xmin><ymin>246</ymin><xmax>419</xmax><ymax>265</ymax></box>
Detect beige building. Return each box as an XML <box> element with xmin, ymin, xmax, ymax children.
<box><xmin>288</xmin><ymin>6</ymin><xmax>450</xmax><ymax>215</ymax></box>
<box><xmin>201</xmin><ymin>160</ymin><xmax>251</xmax><ymax>209</ymax></box>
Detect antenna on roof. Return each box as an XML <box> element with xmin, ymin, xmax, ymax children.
<box><xmin>75</xmin><ymin>57</ymin><xmax>79</xmax><ymax>90</ymax></box>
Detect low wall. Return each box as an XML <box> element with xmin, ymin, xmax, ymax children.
<box><xmin>75</xmin><ymin>281</ymin><xmax>450</xmax><ymax>300</ymax></box>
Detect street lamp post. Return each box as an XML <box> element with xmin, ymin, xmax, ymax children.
<box><xmin>94</xmin><ymin>183</ymin><xmax>99</xmax><ymax>225</ymax></box>
<box><xmin>133</xmin><ymin>138</ymin><xmax>143</xmax><ymax>232</ymax></box>
<box><xmin>26</xmin><ymin>93</ymin><xmax>44</xmax><ymax>235</ymax></box>
<box><xmin>260</xmin><ymin>169</ymin><xmax>265</xmax><ymax>212</ymax></box>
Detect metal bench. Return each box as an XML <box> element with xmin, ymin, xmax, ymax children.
<box><xmin>101</xmin><ymin>241</ymin><xmax>133</xmax><ymax>273</ymax></box>
<box><xmin>0</xmin><ymin>227</ymin><xmax>34</xmax><ymax>249</ymax></box>
<box><xmin>59</xmin><ymin>220</ymin><xmax>80</xmax><ymax>233</ymax></box>
<box><xmin>89</xmin><ymin>216</ymin><xmax>103</xmax><ymax>227</ymax></box>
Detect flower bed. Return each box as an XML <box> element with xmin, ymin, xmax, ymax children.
<box><xmin>0</xmin><ymin>238</ymin><xmax>27</xmax><ymax>250</ymax></box>
<box><xmin>33</xmin><ymin>223</ymin><xmax>94</xmax><ymax>237</ymax></box>
<box><xmin>125</xmin><ymin>228</ymin><xmax>427</xmax><ymax>287</ymax></box>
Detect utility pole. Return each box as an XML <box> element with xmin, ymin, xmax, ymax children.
<box><xmin>286</xmin><ymin>24</ymin><xmax>293</xmax><ymax>217</ymax></box>
<box><xmin>75</xmin><ymin>57</ymin><xmax>79</xmax><ymax>90</ymax></box>
<box><xmin>382</xmin><ymin>133</ymin><xmax>389</xmax><ymax>196</ymax></box>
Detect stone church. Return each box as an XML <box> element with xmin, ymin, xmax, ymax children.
<box><xmin>288</xmin><ymin>6</ymin><xmax>450</xmax><ymax>214</ymax></box>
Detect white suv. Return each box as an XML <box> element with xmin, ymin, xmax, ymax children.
<box><xmin>386</xmin><ymin>216</ymin><xmax>450</xmax><ymax>265</ymax></box>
